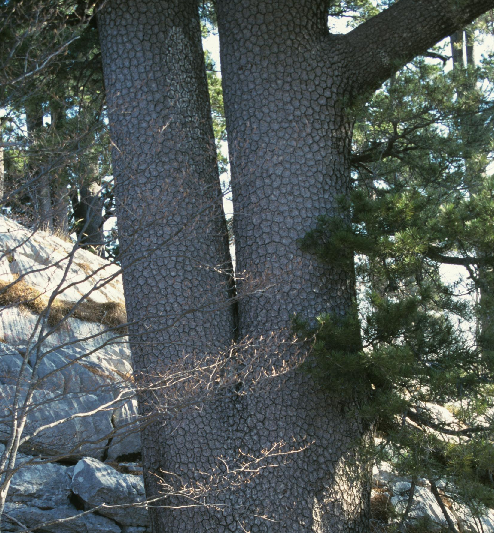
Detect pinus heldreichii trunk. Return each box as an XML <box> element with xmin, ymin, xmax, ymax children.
<box><xmin>98</xmin><ymin>1</ymin><xmax>236</xmax><ymax>531</ymax></box>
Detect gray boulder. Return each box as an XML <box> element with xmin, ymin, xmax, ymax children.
<box><xmin>7</xmin><ymin>461</ymin><xmax>71</xmax><ymax>508</ymax></box>
<box><xmin>0</xmin><ymin>343</ymin><xmax>30</xmax><ymax>387</ymax></box>
<box><xmin>0</xmin><ymin>456</ymin><xmax>121</xmax><ymax>533</ymax></box>
<box><xmin>71</xmin><ymin>457</ymin><xmax>149</xmax><ymax>527</ymax></box>
<box><xmin>0</xmin><ymin>386</ymin><xmax>113</xmax><ymax>459</ymax></box>
<box><xmin>107</xmin><ymin>399</ymin><xmax>142</xmax><ymax>461</ymax></box>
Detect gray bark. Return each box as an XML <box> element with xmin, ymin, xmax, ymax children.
<box><xmin>466</xmin><ymin>26</ymin><xmax>475</xmax><ymax>67</ymax></box>
<box><xmin>49</xmin><ymin>99</ymin><xmax>70</xmax><ymax>237</ymax></box>
<box><xmin>98</xmin><ymin>0</ymin><xmax>236</xmax><ymax>531</ymax></box>
<box><xmin>0</xmin><ymin>131</ymin><xmax>4</xmax><ymax>204</ymax></box>
<box><xmin>52</xmin><ymin>185</ymin><xmax>70</xmax><ymax>237</ymax></box>
<box><xmin>72</xmin><ymin>166</ymin><xmax>105</xmax><ymax>256</ymax></box>
<box><xmin>216</xmin><ymin>1</ymin><xmax>369</xmax><ymax>531</ymax></box>
<box><xmin>451</xmin><ymin>31</ymin><xmax>465</xmax><ymax>73</ymax></box>
<box><xmin>78</xmin><ymin>182</ymin><xmax>104</xmax><ymax>253</ymax></box>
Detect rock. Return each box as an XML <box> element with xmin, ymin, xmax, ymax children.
<box><xmin>0</xmin><ymin>343</ymin><xmax>30</xmax><ymax>387</ymax></box>
<box><xmin>107</xmin><ymin>399</ymin><xmax>142</xmax><ymax>461</ymax></box>
<box><xmin>393</xmin><ymin>481</ymin><xmax>412</xmax><ymax>494</ymax></box>
<box><xmin>2</xmin><ymin>502</ymin><xmax>121</xmax><ymax>533</ymax></box>
<box><xmin>0</xmin><ymin>457</ymin><xmax>122</xmax><ymax>533</ymax></box>
<box><xmin>29</xmin><ymin>345</ymin><xmax>132</xmax><ymax>400</ymax></box>
<box><xmin>0</xmin><ymin>307</ymin><xmax>130</xmax><ymax>362</ymax></box>
<box><xmin>0</xmin><ymin>386</ymin><xmax>113</xmax><ymax>459</ymax></box>
<box><xmin>7</xmin><ymin>461</ymin><xmax>71</xmax><ymax>508</ymax></box>
<box><xmin>32</xmin><ymin>347</ymin><xmax>113</xmax><ymax>396</ymax></box>
<box><xmin>372</xmin><ymin>461</ymin><xmax>403</xmax><ymax>486</ymax></box>
<box><xmin>8</xmin><ymin>253</ymin><xmax>88</xmax><ymax>303</ymax></box>
<box><xmin>0</xmin><ymin>257</ymin><xmax>14</xmax><ymax>282</ymax></box>
<box><xmin>0</xmin><ymin>216</ymin><xmax>124</xmax><ymax>306</ymax></box>
<box><xmin>71</xmin><ymin>457</ymin><xmax>149</xmax><ymax>527</ymax></box>
<box><xmin>375</xmin><ymin>465</ymin><xmax>494</xmax><ymax>531</ymax></box>
<box><xmin>0</xmin><ymin>216</ymin><xmax>148</xmax><ymax>530</ymax></box>
<box><xmin>391</xmin><ymin>484</ymin><xmax>446</xmax><ymax>524</ymax></box>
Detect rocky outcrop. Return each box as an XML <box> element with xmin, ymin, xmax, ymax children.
<box><xmin>1</xmin><ymin>448</ymin><xmax>145</xmax><ymax>532</ymax></box>
<box><xmin>372</xmin><ymin>462</ymin><xmax>494</xmax><ymax>532</ymax></box>
<box><xmin>0</xmin><ymin>216</ymin><xmax>141</xmax><ymax>461</ymax></box>
<box><xmin>71</xmin><ymin>457</ymin><xmax>149</xmax><ymax>527</ymax></box>
<box><xmin>0</xmin><ymin>216</ymin><xmax>147</xmax><ymax>531</ymax></box>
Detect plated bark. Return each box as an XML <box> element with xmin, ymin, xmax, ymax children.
<box><xmin>216</xmin><ymin>1</ymin><xmax>367</xmax><ymax>530</ymax></box>
<box><xmin>98</xmin><ymin>1</ymin><xmax>235</xmax><ymax>530</ymax></box>
<box><xmin>215</xmin><ymin>0</ymin><xmax>494</xmax><ymax>530</ymax></box>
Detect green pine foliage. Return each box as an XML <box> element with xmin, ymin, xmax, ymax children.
<box><xmin>297</xmin><ymin>27</ymin><xmax>494</xmax><ymax>517</ymax></box>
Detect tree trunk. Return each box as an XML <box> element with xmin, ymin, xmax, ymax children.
<box><xmin>25</xmin><ymin>101</ymin><xmax>53</xmax><ymax>232</ymax></box>
<box><xmin>71</xmin><ymin>159</ymin><xmax>105</xmax><ymax>255</ymax></box>
<box><xmin>52</xmin><ymin>185</ymin><xmax>70</xmax><ymax>236</ymax></box>
<box><xmin>98</xmin><ymin>1</ymin><xmax>236</xmax><ymax>531</ymax></box>
<box><xmin>72</xmin><ymin>179</ymin><xmax>105</xmax><ymax>255</ymax></box>
<box><xmin>450</xmin><ymin>30</ymin><xmax>494</xmax><ymax>356</ymax></box>
<box><xmin>49</xmin><ymin>99</ymin><xmax>70</xmax><ymax>237</ymax></box>
<box><xmin>0</xmin><ymin>121</ymin><xmax>4</xmax><ymax>204</ymax></box>
<box><xmin>216</xmin><ymin>1</ymin><xmax>370</xmax><ymax>531</ymax></box>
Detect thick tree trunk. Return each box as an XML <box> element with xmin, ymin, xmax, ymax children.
<box><xmin>216</xmin><ymin>1</ymin><xmax>370</xmax><ymax>531</ymax></box>
<box><xmin>98</xmin><ymin>1</ymin><xmax>236</xmax><ymax>530</ymax></box>
<box><xmin>98</xmin><ymin>1</ymin><xmax>494</xmax><ymax>532</ymax></box>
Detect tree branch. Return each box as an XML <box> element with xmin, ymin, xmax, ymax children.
<box><xmin>425</xmin><ymin>246</ymin><xmax>494</xmax><ymax>268</ymax></box>
<box><xmin>429</xmin><ymin>480</ymin><xmax>460</xmax><ymax>533</ymax></box>
<box><xmin>407</xmin><ymin>409</ymin><xmax>490</xmax><ymax>438</ymax></box>
<box><xmin>342</xmin><ymin>0</ymin><xmax>494</xmax><ymax>98</ymax></box>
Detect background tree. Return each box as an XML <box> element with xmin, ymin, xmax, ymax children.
<box><xmin>0</xmin><ymin>0</ymin><xmax>98</xmax><ymax>231</ymax></box>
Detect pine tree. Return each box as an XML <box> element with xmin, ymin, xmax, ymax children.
<box><xmin>296</xmin><ymin>16</ymin><xmax>494</xmax><ymax>527</ymax></box>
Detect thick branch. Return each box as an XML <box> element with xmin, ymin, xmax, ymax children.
<box><xmin>407</xmin><ymin>409</ymin><xmax>490</xmax><ymax>438</ymax></box>
<box><xmin>343</xmin><ymin>0</ymin><xmax>494</xmax><ymax>98</ymax></box>
<box><xmin>426</xmin><ymin>246</ymin><xmax>494</xmax><ymax>268</ymax></box>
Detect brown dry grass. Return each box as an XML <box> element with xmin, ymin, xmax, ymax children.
<box><xmin>79</xmin><ymin>362</ymin><xmax>116</xmax><ymax>381</ymax></box>
<box><xmin>76</xmin><ymin>261</ymin><xmax>93</xmax><ymax>275</ymax></box>
<box><xmin>0</xmin><ymin>278</ymin><xmax>46</xmax><ymax>315</ymax></box>
<box><xmin>0</xmin><ymin>279</ymin><xmax>127</xmax><ymax>329</ymax></box>
<box><xmin>371</xmin><ymin>489</ymin><xmax>394</xmax><ymax>523</ymax></box>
